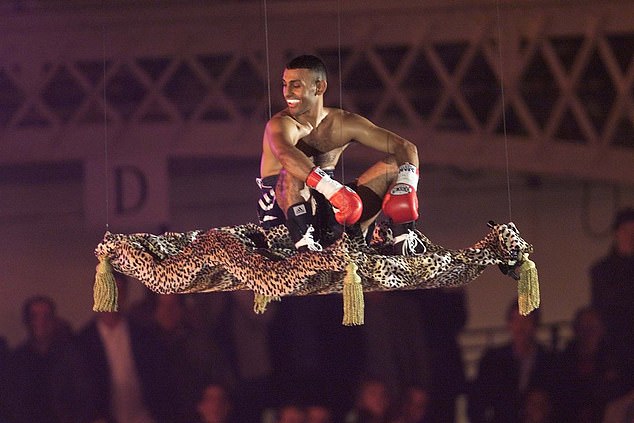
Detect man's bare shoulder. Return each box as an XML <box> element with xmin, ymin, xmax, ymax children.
<box><xmin>340</xmin><ymin>109</ymin><xmax>372</xmax><ymax>125</ymax></box>
<box><xmin>268</xmin><ymin>109</ymin><xmax>289</xmax><ymax>123</ymax></box>
<box><xmin>321</xmin><ymin>108</ymin><xmax>375</xmax><ymax>140</ymax></box>
<box><xmin>267</xmin><ymin>110</ymin><xmax>300</xmax><ymax>129</ymax></box>
<box><xmin>324</xmin><ymin>107</ymin><xmax>372</xmax><ymax>126</ymax></box>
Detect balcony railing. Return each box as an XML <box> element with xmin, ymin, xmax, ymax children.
<box><xmin>1</xmin><ymin>1</ymin><xmax>633</xmax><ymax>183</ymax></box>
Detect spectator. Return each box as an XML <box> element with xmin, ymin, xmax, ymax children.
<box><xmin>0</xmin><ymin>335</ymin><xmax>10</xmax><ymax>422</ymax></box>
<box><xmin>306</xmin><ymin>403</ymin><xmax>334</xmax><ymax>423</ymax></box>
<box><xmin>362</xmin><ymin>291</ymin><xmax>430</xmax><ymax>398</ymax></box>
<box><xmin>269</xmin><ymin>294</ymin><xmax>365</xmax><ymax>420</ymax></box>
<box><xmin>195</xmin><ymin>382</ymin><xmax>235</xmax><ymax>423</ymax></box>
<box><xmin>390</xmin><ymin>384</ymin><xmax>432</xmax><ymax>423</ymax></box>
<box><xmin>601</xmin><ymin>388</ymin><xmax>634</xmax><ymax>423</ymax></box>
<box><xmin>554</xmin><ymin>306</ymin><xmax>620</xmax><ymax>422</ymax></box>
<box><xmin>345</xmin><ymin>377</ymin><xmax>394</xmax><ymax>423</ymax></box>
<box><xmin>4</xmin><ymin>295</ymin><xmax>72</xmax><ymax>423</ymax></box>
<box><xmin>419</xmin><ymin>287</ymin><xmax>467</xmax><ymax>422</ymax></box>
<box><xmin>467</xmin><ymin>298</ymin><xmax>557</xmax><ymax>423</ymax></box>
<box><xmin>276</xmin><ymin>403</ymin><xmax>307</xmax><ymax>423</ymax></box>
<box><xmin>230</xmin><ymin>290</ymin><xmax>277</xmax><ymax>422</ymax></box>
<box><xmin>590</xmin><ymin>207</ymin><xmax>634</xmax><ymax>394</ymax></box>
<box><xmin>132</xmin><ymin>291</ymin><xmax>236</xmax><ymax>420</ymax></box>
<box><xmin>74</xmin><ymin>274</ymin><xmax>179</xmax><ymax>422</ymax></box>
<box><xmin>519</xmin><ymin>388</ymin><xmax>555</xmax><ymax>423</ymax></box>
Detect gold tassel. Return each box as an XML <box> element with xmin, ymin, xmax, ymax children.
<box><xmin>342</xmin><ymin>261</ymin><xmax>364</xmax><ymax>326</ymax></box>
<box><xmin>253</xmin><ymin>293</ymin><xmax>279</xmax><ymax>314</ymax></box>
<box><xmin>517</xmin><ymin>253</ymin><xmax>539</xmax><ymax>316</ymax></box>
<box><xmin>93</xmin><ymin>256</ymin><xmax>118</xmax><ymax>312</ymax></box>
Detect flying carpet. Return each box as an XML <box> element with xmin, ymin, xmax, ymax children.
<box><xmin>93</xmin><ymin>220</ymin><xmax>539</xmax><ymax>325</ymax></box>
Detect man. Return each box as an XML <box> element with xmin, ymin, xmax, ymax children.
<box><xmin>590</xmin><ymin>207</ymin><xmax>634</xmax><ymax>395</ymax></box>
<box><xmin>5</xmin><ymin>295</ymin><xmax>72</xmax><ymax>423</ymax></box>
<box><xmin>75</xmin><ymin>275</ymin><xmax>179</xmax><ymax>423</ymax></box>
<box><xmin>0</xmin><ymin>335</ymin><xmax>8</xmax><ymax>421</ymax></box>
<box><xmin>468</xmin><ymin>299</ymin><xmax>557</xmax><ymax>423</ymax></box>
<box><xmin>195</xmin><ymin>382</ymin><xmax>235</xmax><ymax>423</ymax></box>
<box><xmin>258</xmin><ymin>54</ymin><xmax>424</xmax><ymax>255</ymax></box>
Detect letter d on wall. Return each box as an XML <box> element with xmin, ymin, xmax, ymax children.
<box><xmin>85</xmin><ymin>154</ymin><xmax>169</xmax><ymax>231</ymax></box>
<box><xmin>115</xmin><ymin>165</ymin><xmax>147</xmax><ymax>215</ymax></box>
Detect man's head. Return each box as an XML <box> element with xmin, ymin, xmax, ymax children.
<box><xmin>572</xmin><ymin>306</ymin><xmax>604</xmax><ymax>349</ymax></box>
<box><xmin>286</xmin><ymin>55</ymin><xmax>328</xmax><ymax>81</ymax></box>
<box><xmin>506</xmin><ymin>298</ymin><xmax>540</xmax><ymax>347</ymax></box>
<box><xmin>22</xmin><ymin>295</ymin><xmax>57</xmax><ymax>344</ymax></box>
<box><xmin>355</xmin><ymin>378</ymin><xmax>390</xmax><ymax>417</ymax></box>
<box><xmin>402</xmin><ymin>385</ymin><xmax>430</xmax><ymax>421</ymax></box>
<box><xmin>276</xmin><ymin>403</ymin><xmax>306</xmax><ymax>423</ymax></box>
<box><xmin>613</xmin><ymin>207</ymin><xmax>634</xmax><ymax>256</ymax></box>
<box><xmin>282</xmin><ymin>55</ymin><xmax>328</xmax><ymax>117</ymax></box>
<box><xmin>197</xmin><ymin>382</ymin><xmax>233</xmax><ymax>423</ymax></box>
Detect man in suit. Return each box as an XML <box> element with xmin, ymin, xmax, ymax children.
<box><xmin>75</xmin><ymin>274</ymin><xmax>179</xmax><ymax>423</ymax></box>
<box><xmin>468</xmin><ymin>299</ymin><xmax>557</xmax><ymax>423</ymax></box>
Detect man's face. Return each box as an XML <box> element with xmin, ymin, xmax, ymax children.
<box><xmin>508</xmin><ymin>308</ymin><xmax>537</xmax><ymax>344</ymax></box>
<box><xmin>197</xmin><ymin>385</ymin><xmax>231</xmax><ymax>422</ymax></box>
<box><xmin>28</xmin><ymin>301</ymin><xmax>56</xmax><ymax>341</ymax></box>
<box><xmin>358</xmin><ymin>381</ymin><xmax>390</xmax><ymax>416</ymax></box>
<box><xmin>282</xmin><ymin>67</ymin><xmax>320</xmax><ymax>117</ymax></box>
<box><xmin>615</xmin><ymin>220</ymin><xmax>634</xmax><ymax>256</ymax></box>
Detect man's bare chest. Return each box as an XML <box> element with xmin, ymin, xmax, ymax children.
<box><xmin>296</xmin><ymin>134</ymin><xmax>329</xmax><ymax>155</ymax></box>
<box><xmin>296</xmin><ymin>133</ymin><xmax>345</xmax><ymax>168</ymax></box>
<box><xmin>297</xmin><ymin>123</ymin><xmax>345</xmax><ymax>153</ymax></box>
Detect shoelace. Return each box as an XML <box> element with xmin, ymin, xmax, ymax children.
<box><xmin>395</xmin><ymin>229</ymin><xmax>426</xmax><ymax>256</ymax></box>
<box><xmin>298</xmin><ymin>225</ymin><xmax>323</xmax><ymax>251</ymax></box>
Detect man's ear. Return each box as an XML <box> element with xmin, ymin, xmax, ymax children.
<box><xmin>315</xmin><ymin>79</ymin><xmax>327</xmax><ymax>95</ymax></box>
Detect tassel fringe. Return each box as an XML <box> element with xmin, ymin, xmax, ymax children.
<box><xmin>517</xmin><ymin>253</ymin><xmax>540</xmax><ymax>316</ymax></box>
<box><xmin>342</xmin><ymin>261</ymin><xmax>364</xmax><ymax>326</ymax></box>
<box><xmin>93</xmin><ymin>256</ymin><xmax>118</xmax><ymax>312</ymax></box>
<box><xmin>253</xmin><ymin>293</ymin><xmax>280</xmax><ymax>314</ymax></box>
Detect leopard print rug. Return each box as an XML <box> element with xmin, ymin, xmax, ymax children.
<box><xmin>94</xmin><ymin>221</ymin><xmax>533</xmax><ymax>298</ymax></box>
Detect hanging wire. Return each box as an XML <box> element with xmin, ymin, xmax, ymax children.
<box><xmin>336</xmin><ymin>0</ymin><xmax>346</xmax><ymax>187</ymax></box>
<box><xmin>495</xmin><ymin>0</ymin><xmax>513</xmax><ymax>222</ymax></box>
<box><xmin>263</xmin><ymin>0</ymin><xmax>272</xmax><ymax>120</ymax></box>
<box><xmin>337</xmin><ymin>0</ymin><xmax>344</xmax><ymax>111</ymax></box>
<box><xmin>102</xmin><ymin>20</ymin><xmax>110</xmax><ymax>230</ymax></box>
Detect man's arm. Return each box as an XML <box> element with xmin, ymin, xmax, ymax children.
<box><xmin>263</xmin><ymin>115</ymin><xmax>315</xmax><ymax>181</ymax></box>
<box><xmin>341</xmin><ymin>112</ymin><xmax>421</xmax><ymax>225</ymax></box>
<box><xmin>341</xmin><ymin>112</ymin><xmax>419</xmax><ymax>167</ymax></box>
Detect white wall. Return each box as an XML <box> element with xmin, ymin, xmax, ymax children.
<box><xmin>1</xmin><ymin>161</ymin><xmax>632</xmax><ymax>347</ymax></box>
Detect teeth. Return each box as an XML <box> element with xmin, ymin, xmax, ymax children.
<box><xmin>287</xmin><ymin>99</ymin><xmax>299</xmax><ymax>104</ymax></box>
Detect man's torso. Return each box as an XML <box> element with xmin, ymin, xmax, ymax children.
<box><xmin>291</xmin><ymin>107</ymin><xmax>348</xmax><ymax>168</ymax></box>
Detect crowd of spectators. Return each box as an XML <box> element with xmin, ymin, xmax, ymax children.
<box><xmin>0</xmin><ymin>207</ymin><xmax>631</xmax><ymax>423</ymax></box>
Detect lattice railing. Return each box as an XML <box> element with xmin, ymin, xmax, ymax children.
<box><xmin>1</xmin><ymin>1</ymin><xmax>633</xmax><ymax>183</ymax></box>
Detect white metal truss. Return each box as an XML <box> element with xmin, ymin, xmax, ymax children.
<box><xmin>0</xmin><ymin>0</ymin><xmax>633</xmax><ymax>183</ymax></box>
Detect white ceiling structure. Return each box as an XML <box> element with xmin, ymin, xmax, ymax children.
<box><xmin>0</xmin><ymin>0</ymin><xmax>633</xmax><ymax>184</ymax></box>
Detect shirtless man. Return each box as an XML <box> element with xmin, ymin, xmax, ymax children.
<box><xmin>258</xmin><ymin>54</ymin><xmax>423</xmax><ymax>255</ymax></box>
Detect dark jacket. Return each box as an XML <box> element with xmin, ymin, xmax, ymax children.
<box><xmin>590</xmin><ymin>249</ymin><xmax>634</xmax><ymax>391</ymax></box>
<box><xmin>468</xmin><ymin>343</ymin><xmax>557</xmax><ymax>423</ymax></box>
<box><xmin>75</xmin><ymin>317</ymin><xmax>179</xmax><ymax>423</ymax></box>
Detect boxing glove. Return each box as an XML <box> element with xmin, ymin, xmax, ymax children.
<box><xmin>382</xmin><ymin>163</ymin><xmax>419</xmax><ymax>224</ymax></box>
<box><xmin>306</xmin><ymin>166</ymin><xmax>363</xmax><ymax>225</ymax></box>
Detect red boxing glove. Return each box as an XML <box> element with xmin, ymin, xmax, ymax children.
<box><xmin>382</xmin><ymin>163</ymin><xmax>420</xmax><ymax>224</ymax></box>
<box><xmin>306</xmin><ymin>167</ymin><xmax>363</xmax><ymax>225</ymax></box>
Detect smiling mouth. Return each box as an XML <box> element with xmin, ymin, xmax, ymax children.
<box><xmin>286</xmin><ymin>99</ymin><xmax>299</xmax><ymax>107</ymax></box>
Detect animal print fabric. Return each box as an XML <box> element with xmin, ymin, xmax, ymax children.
<box><xmin>94</xmin><ymin>221</ymin><xmax>533</xmax><ymax>298</ymax></box>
